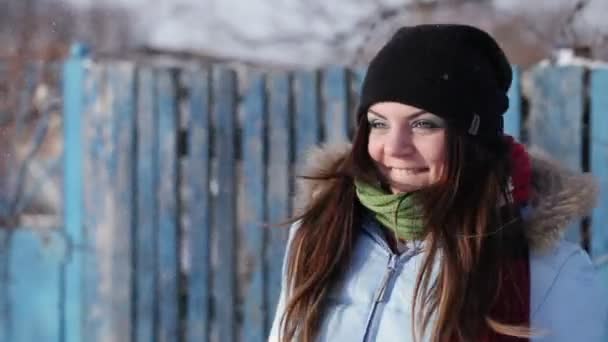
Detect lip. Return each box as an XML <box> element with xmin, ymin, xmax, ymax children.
<box><xmin>386</xmin><ymin>166</ymin><xmax>429</xmax><ymax>174</ymax></box>
<box><xmin>387</xmin><ymin>166</ymin><xmax>428</xmax><ymax>171</ymax></box>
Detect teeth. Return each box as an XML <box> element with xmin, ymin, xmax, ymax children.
<box><xmin>391</xmin><ymin>168</ymin><xmax>424</xmax><ymax>174</ymax></box>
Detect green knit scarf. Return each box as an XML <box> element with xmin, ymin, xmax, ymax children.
<box><xmin>354</xmin><ymin>179</ymin><xmax>426</xmax><ymax>241</ymax></box>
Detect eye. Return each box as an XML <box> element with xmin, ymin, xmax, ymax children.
<box><xmin>412</xmin><ymin>120</ymin><xmax>440</xmax><ymax>130</ymax></box>
<box><xmin>368</xmin><ymin>119</ymin><xmax>387</xmax><ymax>129</ymax></box>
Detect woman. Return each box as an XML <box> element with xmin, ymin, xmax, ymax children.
<box><xmin>269</xmin><ymin>24</ymin><xmax>607</xmax><ymax>341</ymax></box>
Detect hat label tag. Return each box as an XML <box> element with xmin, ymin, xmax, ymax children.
<box><xmin>468</xmin><ymin>114</ymin><xmax>481</xmax><ymax>135</ymax></box>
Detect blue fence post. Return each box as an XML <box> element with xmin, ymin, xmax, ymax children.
<box><xmin>62</xmin><ymin>43</ymin><xmax>89</xmax><ymax>342</ymax></box>
<box><xmin>212</xmin><ymin>67</ymin><xmax>238</xmax><ymax>342</ymax></box>
<box><xmin>0</xmin><ymin>229</ymin><xmax>9</xmax><ymax>342</ymax></box>
<box><xmin>590</xmin><ymin>67</ymin><xmax>608</xmax><ymax>342</ymax></box>
<box><xmin>265</xmin><ymin>72</ymin><xmax>291</xmax><ymax>332</ymax></box>
<box><xmin>135</xmin><ymin>67</ymin><xmax>159</xmax><ymax>342</ymax></box>
<box><xmin>322</xmin><ymin>67</ymin><xmax>349</xmax><ymax>143</ymax></box>
<box><xmin>294</xmin><ymin>70</ymin><xmax>320</xmax><ymax>160</ymax></box>
<box><xmin>241</xmin><ymin>71</ymin><xmax>266</xmax><ymax>342</ymax></box>
<box><xmin>590</xmin><ymin>69</ymin><xmax>608</xmax><ymax>266</ymax></box>
<box><xmin>156</xmin><ymin>68</ymin><xmax>180</xmax><ymax>342</ymax></box>
<box><xmin>504</xmin><ymin>66</ymin><xmax>522</xmax><ymax>140</ymax></box>
<box><xmin>185</xmin><ymin>68</ymin><xmax>212</xmax><ymax>342</ymax></box>
<box><xmin>527</xmin><ymin>65</ymin><xmax>585</xmax><ymax>244</ymax></box>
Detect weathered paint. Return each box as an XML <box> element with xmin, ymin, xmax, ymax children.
<box><xmin>528</xmin><ymin>66</ymin><xmax>584</xmax><ymax>244</ymax></box>
<box><xmin>294</xmin><ymin>70</ymin><xmax>320</xmax><ymax>161</ymax></box>
<box><xmin>212</xmin><ymin>67</ymin><xmax>238</xmax><ymax>342</ymax></box>
<box><xmin>156</xmin><ymin>68</ymin><xmax>180</xmax><ymax>342</ymax></box>
<box><xmin>6</xmin><ymin>61</ymin><xmax>608</xmax><ymax>342</ymax></box>
<box><xmin>81</xmin><ymin>62</ymin><xmax>136</xmax><ymax>342</ymax></box>
<box><xmin>107</xmin><ymin>63</ymin><xmax>136</xmax><ymax>342</ymax></box>
<box><xmin>265</xmin><ymin>72</ymin><xmax>290</xmax><ymax>332</ymax></box>
<box><xmin>185</xmin><ymin>69</ymin><xmax>212</xmax><ymax>342</ymax></box>
<box><xmin>590</xmin><ymin>69</ymin><xmax>608</xmax><ymax>272</ymax></box>
<box><xmin>135</xmin><ymin>67</ymin><xmax>158</xmax><ymax>342</ymax></box>
<box><xmin>322</xmin><ymin>67</ymin><xmax>349</xmax><ymax>143</ymax></box>
<box><xmin>62</xmin><ymin>44</ymin><xmax>88</xmax><ymax>342</ymax></box>
<box><xmin>349</xmin><ymin>68</ymin><xmax>366</xmax><ymax>136</ymax></box>
<box><xmin>240</xmin><ymin>71</ymin><xmax>267</xmax><ymax>342</ymax></box>
<box><xmin>9</xmin><ymin>229</ymin><xmax>66</xmax><ymax>342</ymax></box>
<box><xmin>0</xmin><ymin>230</ymin><xmax>8</xmax><ymax>342</ymax></box>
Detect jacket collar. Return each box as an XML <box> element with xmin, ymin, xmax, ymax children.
<box><xmin>294</xmin><ymin>143</ymin><xmax>598</xmax><ymax>252</ymax></box>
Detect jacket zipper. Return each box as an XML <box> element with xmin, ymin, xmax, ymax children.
<box><xmin>359</xmin><ymin>217</ymin><xmax>425</xmax><ymax>341</ymax></box>
<box><xmin>375</xmin><ymin>255</ymin><xmax>398</xmax><ymax>303</ymax></box>
<box><xmin>361</xmin><ymin>253</ymin><xmax>398</xmax><ymax>342</ymax></box>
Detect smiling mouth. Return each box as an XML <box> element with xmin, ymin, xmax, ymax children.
<box><xmin>388</xmin><ymin>167</ymin><xmax>429</xmax><ymax>174</ymax></box>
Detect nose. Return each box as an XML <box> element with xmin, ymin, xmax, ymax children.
<box><xmin>384</xmin><ymin>127</ymin><xmax>415</xmax><ymax>157</ymax></box>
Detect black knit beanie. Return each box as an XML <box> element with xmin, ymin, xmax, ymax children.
<box><xmin>357</xmin><ymin>24</ymin><xmax>512</xmax><ymax>139</ymax></box>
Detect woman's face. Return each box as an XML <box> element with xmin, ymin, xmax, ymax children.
<box><xmin>367</xmin><ymin>102</ymin><xmax>447</xmax><ymax>194</ymax></box>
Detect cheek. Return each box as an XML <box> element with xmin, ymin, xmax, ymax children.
<box><xmin>430</xmin><ymin>155</ymin><xmax>446</xmax><ymax>182</ymax></box>
<box><xmin>417</xmin><ymin>135</ymin><xmax>447</xmax><ymax>179</ymax></box>
<box><xmin>425</xmin><ymin>146</ymin><xmax>445</xmax><ymax>165</ymax></box>
<box><xmin>367</xmin><ymin>136</ymin><xmax>382</xmax><ymax>163</ymax></box>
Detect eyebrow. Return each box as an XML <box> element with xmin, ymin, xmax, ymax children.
<box><xmin>368</xmin><ymin>108</ymin><xmax>428</xmax><ymax>120</ymax></box>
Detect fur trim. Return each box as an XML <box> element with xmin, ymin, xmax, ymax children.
<box><xmin>294</xmin><ymin>143</ymin><xmax>598</xmax><ymax>252</ymax></box>
<box><xmin>524</xmin><ymin>146</ymin><xmax>598</xmax><ymax>251</ymax></box>
<box><xmin>293</xmin><ymin>143</ymin><xmax>351</xmax><ymax>213</ymax></box>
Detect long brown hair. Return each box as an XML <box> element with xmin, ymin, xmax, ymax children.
<box><xmin>278</xmin><ymin>116</ymin><xmax>530</xmax><ymax>341</ymax></box>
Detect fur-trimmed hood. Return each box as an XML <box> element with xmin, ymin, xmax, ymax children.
<box><xmin>294</xmin><ymin>143</ymin><xmax>598</xmax><ymax>252</ymax></box>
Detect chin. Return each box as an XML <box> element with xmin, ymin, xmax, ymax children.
<box><xmin>389</xmin><ymin>182</ymin><xmax>427</xmax><ymax>193</ymax></box>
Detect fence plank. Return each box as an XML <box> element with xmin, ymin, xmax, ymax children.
<box><xmin>135</xmin><ymin>67</ymin><xmax>158</xmax><ymax>342</ymax></box>
<box><xmin>0</xmin><ymin>230</ymin><xmax>9</xmax><ymax>342</ymax></box>
<box><xmin>62</xmin><ymin>45</ymin><xmax>87</xmax><ymax>342</ymax></box>
<box><xmin>590</xmin><ymin>68</ymin><xmax>608</xmax><ymax>270</ymax></box>
<box><xmin>213</xmin><ymin>67</ymin><xmax>238</xmax><ymax>342</ymax></box>
<box><xmin>81</xmin><ymin>64</ymin><xmax>106</xmax><ymax>342</ymax></box>
<box><xmin>108</xmin><ymin>63</ymin><xmax>136</xmax><ymax>341</ymax></box>
<box><xmin>294</xmin><ymin>70</ymin><xmax>319</xmax><ymax>160</ymax></box>
<box><xmin>9</xmin><ymin>229</ymin><xmax>66</xmax><ymax>342</ymax></box>
<box><xmin>352</xmin><ymin>68</ymin><xmax>366</xmax><ymax>96</ymax></box>
<box><xmin>241</xmin><ymin>71</ymin><xmax>266</xmax><ymax>342</ymax></box>
<box><xmin>322</xmin><ymin>67</ymin><xmax>349</xmax><ymax>143</ymax></box>
<box><xmin>185</xmin><ymin>69</ymin><xmax>211</xmax><ymax>342</ymax></box>
<box><xmin>504</xmin><ymin>66</ymin><xmax>521</xmax><ymax>140</ymax></box>
<box><xmin>265</xmin><ymin>72</ymin><xmax>290</xmax><ymax>331</ymax></box>
<box><xmin>349</xmin><ymin>68</ymin><xmax>366</xmax><ymax>134</ymax></box>
<box><xmin>527</xmin><ymin>66</ymin><xmax>584</xmax><ymax>244</ymax></box>
<box><xmin>156</xmin><ymin>68</ymin><xmax>180</xmax><ymax>342</ymax></box>
<box><xmin>46</xmin><ymin>60</ymin><xmax>608</xmax><ymax>342</ymax></box>
<box><xmin>82</xmin><ymin>62</ymin><xmax>136</xmax><ymax>342</ymax></box>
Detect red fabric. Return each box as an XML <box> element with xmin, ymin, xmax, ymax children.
<box><xmin>505</xmin><ymin>135</ymin><xmax>532</xmax><ymax>205</ymax></box>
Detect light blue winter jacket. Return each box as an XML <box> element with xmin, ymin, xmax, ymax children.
<box><xmin>269</xmin><ymin>144</ymin><xmax>608</xmax><ymax>342</ymax></box>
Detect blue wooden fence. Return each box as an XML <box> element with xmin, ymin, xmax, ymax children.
<box><xmin>0</xmin><ymin>48</ymin><xmax>607</xmax><ymax>342</ymax></box>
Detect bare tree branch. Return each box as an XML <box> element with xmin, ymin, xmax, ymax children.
<box><xmin>220</xmin><ymin>2</ymin><xmax>421</xmax><ymax>48</ymax></box>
